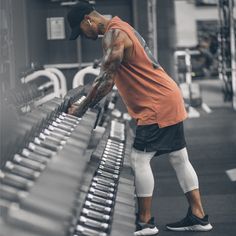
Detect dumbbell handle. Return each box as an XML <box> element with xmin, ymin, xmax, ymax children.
<box><xmin>87</xmin><ymin>194</ymin><xmax>113</xmax><ymax>206</ymax></box>
<box><xmin>5</xmin><ymin>161</ymin><xmax>40</xmax><ymax>180</ymax></box>
<box><xmin>107</xmin><ymin>139</ymin><xmax>124</xmax><ymax>146</ymax></box>
<box><xmin>59</xmin><ymin>114</ymin><xmax>79</xmax><ymax>124</ymax></box>
<box><xmin>91</xmin><ymin>182</ymin><xmax>114</xmax><ymax>193</ymax></box>
<box><xmin>79</xmin><ymin>216</ymin><xmax>109</xmax><ymax>230</ymax></box>
<box><xmin>13</xmin><ymin>154</ymin><xmax>45</xmax><ymax>171</ymax></box>
<box><xmin>21</xmin><ymin>149</ymin><xmax>49</xmax><ymax>164</ymax></box>
<box><xmin>104</xmin><ymin>150</ymin><xmax>123</xmax><ymax>158</ymax></box>
<box><xmin>82</xmin><ymin>208</ymin><xmax>110</xmax><ymax>221</ymax></box>
<box><xmin>89</xmin><ymin>187</ymin><xmax>114</xmax><ymax>199</ymax></box>
<box><xmin>0</xmin><ymin>171</ymin><xmax>34</xmax><ymax>190</ymax></box>
<box><xmin>106</xmin><ymin>143</ymin><xmax>124</xmax><ymax>149</ymax></box>
<box><xmin>100</xmin><ymin>161</ymin><xmax>120</xmax><ymax>170</ymax></box>
<box><xmin>102</xmin><ymin>154</ymin><xmax>122</xmax><ymax>161</ymax></box>
<box><xmin>105</xmin><ymin>147</ymin><xmax>123</xmax><ymax>154</ymax></box>
<box><xmin>48</xmin><ymin>125</ymin><xmax>71</xmax><ymax>136</ymax></box>
<box><xmin>76</xmin><ymin>225</ymin><xmax>107</xmax><ymax>236</ymax></box>
<box><xmin>84</xmin><ymin>201</ymin><xmax>111</xmax><ymax>213</ymax></box>
<box><xmin>101</xmin><ymin>158</ymin><xmax>121</xmax><ymax>166</ymax></box>
<box><xmin>34</xmin><ymin>137</ymin><xmax>62</xmax><ymax>152</ymax></box>
<box><xmin>98</xmin><ymin>165</ymin><xmax>120</xmax><ymax>175</ymax></box>
<box><xmin>43</xmin><ymin>128</ymin><xmax>67</xmax><ymax>140</ymax></box>
<box><xmin>0</xmin><ymin>184</ymin><xmax>28</xmax><ymax>202</ymax></box>
<box><xmin>93</xmin><ymin>176</ymin><xmax>116</xmax><ymax>187</ymax></box>
<box><xmin>28</xmin><ymin>142</ymin><xmax>54</xmax><ymax>158</ymax></box>
<box><xmin>97</xmin><ymin>170</ymin><xmax>119</xmax><ymax>180</ymax></box>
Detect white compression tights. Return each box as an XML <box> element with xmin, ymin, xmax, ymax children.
<box><xmin>130</xmin><ymin>147</ymin><xmax>199</xmax><ymax>197</ymax></box>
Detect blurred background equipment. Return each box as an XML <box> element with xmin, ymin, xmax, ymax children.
<box><xmin>218</xmin><ymin>0</ymin><xmax>236</xmax><ymax>108</ymax></box>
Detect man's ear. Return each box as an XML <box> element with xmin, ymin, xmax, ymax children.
<box><xmin>84</xmin><ymin>15</ymin><xmax>93</xmax><ymax>26</ymax></box>
<box><xmin>84</xmin><ymin>15</ymin><xmax>92</xmax><ymax>21</ymax></box>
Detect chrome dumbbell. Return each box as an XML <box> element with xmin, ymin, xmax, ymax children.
<box><xmin>79</xmin><ymin>216</ymin><xmax>109</xmax><ymax>230</ymax></box>
<box><xmin>93</xmin><ymin>176</ymin><xmax>116</xmax><ymax>188</ymax></box>
<box><xmin>21</xmin><ymin>148</ymin><xmax>49</xmax><ymax>165</ymax></box>
<box><xmin>89</xmin><ymin>187</ymin><xmax>114</xmax><ymax>199</ymax></box>
<box><xmin>96</xmin><ymin>170</ymin><xmax>119</xmax><ymax>180</ymax></box>
<box><xmin>4</xmin><ymin>161</ymin><xmax>40</xmax><ymax>180</ymax></box>
<box><xmin>82</xmin><ymin>208</ymin><xmax>110</xmax><ymax>222</ymax></box>
<box><xmin>0</xmin><ymin>170</ymin><xmax>34</xmax><ymax>191</ymax></box>
<box><xmin>103</xmin><ymin>153</ymin><xmax>123</xmax><ymax>160</ymax></box>
<box><xmin>100</xmin><ymin>161</ymin><xmax>120</xmax><ymax>170</ymax></box>
<box><xmin>87</xmin><ymin>194</ymin><xmax>113</xmax><ymax>206</ymax></box>
<box><xmin>75</xmin><ymin>225</ymin><xmax>107</xmax><ymax>236</ymax></box>
<box><xmin>91</xmin><ymin>182</ymin><xmax>115</xmax><ymax>193</ymax></box>
<box><xmin>84</xmin><ymin>201</ymin><xmax>111</xmax><ymax>213</ymax></box>
<box><xmin>13</xmin><ymin>154</ymin><xmax>45</xmax><ymax>172</ymax></box>
<box><xmin>98</xmin><ymin>165</ymin><xmax>120</xmax><ymax>175</ymax></box>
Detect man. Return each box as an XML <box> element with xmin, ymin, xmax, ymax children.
<box><xmin>67</xmin><ymin>2</ymin><xmax>213</xmax><ymax>235</ymax></box>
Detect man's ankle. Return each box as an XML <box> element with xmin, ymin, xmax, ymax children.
<box><xmin>139</xmin><ymin>214</ymin><xmax>151</xmax><ymax>223</ymax></box>
<box><xmin>191</xmin><ymin>208</ymin><xmax>205</xmax><ymax>219</ymax></box>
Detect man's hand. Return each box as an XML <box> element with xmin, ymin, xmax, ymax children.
<box><xmin>67</xmin><ymin>100</ymin><xmax>89</xmax><ymax>117</ymax></box>
<box><xmin>67</xmin><ymin>103</ymin><xmax>79</xmax><ymax>115</ymax></box>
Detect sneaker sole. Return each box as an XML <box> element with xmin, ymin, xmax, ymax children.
<box><xmin>166</xmin><ymin>223</ymin><xmax>213</xmax><ymax>232</ymax></box>
<box><xmin>134</xmin><ymin>227</ymin><xmax>159</xmax><ymax>236</ymax></box>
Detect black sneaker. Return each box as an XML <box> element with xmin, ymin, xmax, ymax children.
<box><xmin>166</xmin><ymin>208</ymin><xmax>213</xmax><ymax>232</ymax></box>
<box><xmin>135</xmin><ymin>217</ymin><xmax>159</xmax><ymax>236</ymax></box>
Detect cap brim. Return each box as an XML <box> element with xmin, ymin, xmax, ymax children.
<box><xmin>69</xmin><ymin>25</ymin><xmax>82</xmax><ymax>40</ymax></box>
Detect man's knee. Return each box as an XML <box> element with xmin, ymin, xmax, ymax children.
<box><xmin>169</xmin><ymin>147</ymin><xmax>189</xmax><ymax>166</ymax></box>
<box><xmin>129</xmin><ymin>148</ymin><xmax>155</xmax><ymax>172</ymax></box>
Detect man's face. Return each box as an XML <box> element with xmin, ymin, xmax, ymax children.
<box><xmin>80</xmin><ymin>20</ymin><xmax>98</xmax><ymax>40</ymax></box>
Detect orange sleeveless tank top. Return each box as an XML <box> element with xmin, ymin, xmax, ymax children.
<box><xmin>105</xmin><ymin>17</ymin><xmax>187</xmax><ymax>128</ymax></box>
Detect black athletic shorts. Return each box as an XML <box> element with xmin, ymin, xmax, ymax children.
<box><xmin>133</xmin><ymin>122</ymin><xmax>186</xmax><ymax>156</ymax></box>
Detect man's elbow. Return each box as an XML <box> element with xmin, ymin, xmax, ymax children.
<box><xmin>104</xmin><ymin>54</ymin><xmax>122</xmax><ymax>71</ymax></box>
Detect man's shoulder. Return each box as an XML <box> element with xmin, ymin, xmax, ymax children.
<box><xmin>103</xmin><ymin>29</ymin><xmax>133</xmax><ymax>49</ymax></box>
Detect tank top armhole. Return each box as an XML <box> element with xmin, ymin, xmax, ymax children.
<box><xmin>108</xmin><ymin>26</ymin><xmax>137</xmax><ymax>62</ymax></box>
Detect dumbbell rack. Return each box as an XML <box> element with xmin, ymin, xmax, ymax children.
<box><xmin>71</xmin><ymin>120</ymin><xmax>135</xmax><ymax>236</ymax></box>
<box><xmin>0</xmin><ymin>97</ymin><xmax>136</xmax><ymax>235</ymax></box>
<box><xmin>0</xmin><ymin>96</ymin><xmax>97</xmax><ymax>236</ymax></box>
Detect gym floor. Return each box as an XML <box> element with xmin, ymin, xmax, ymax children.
<box><xmin>151</xmin><ymin>79</ymin><xmax>236</xmax><ymax>235</ymax></box>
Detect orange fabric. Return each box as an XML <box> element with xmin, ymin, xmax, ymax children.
<box><xmin>106</xmin><ymin>17</ymin><xmax>188</xmax><ymax>128</ymax></box>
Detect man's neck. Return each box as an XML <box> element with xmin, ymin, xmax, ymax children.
<box><xmin>98</xmin><ymin>17</ymin><xmax>111</xmax><ymax>35</ymax></box>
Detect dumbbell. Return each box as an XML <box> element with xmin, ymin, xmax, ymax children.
<box><xmin>101</xmin><ymin>157</ymin><xmax>122</xmax><ymax>166</ymax></box>
<box><xmin>1</xmin><ymin>113</ymin><xmax>79</xmax><ymax>189</ymax></box>
<box><xmin>81</xmin><ymin>208</ymin><xmax>110</xmax><ymax>222</ymax></box>
<box><xmin>89</xmin><ymin>187</ymin><xmax>114</xmax><ymax>200</ymax></box>
<box><xmin>92</xmin><ymin>176</ymin><xmax>116</xmax><ymax>188</ymax></box>
<box><xmin>78</xmin><ymin>216</ymin><xmax>109</xmax><ymax>231</ymax></box>
<box><xmin>110</xmin><ymin>120</ymin><xmax>125</xmax><ymax>141</ymax></box>
<box><xmin>4</xmin><ymin>161</ymin><xmax>40</xmax><ymax>180</ymax></box>
<box><xmin>86</xmin><ymin>194</ymin><xmax>113</xmax><ymax>207</ymax></box>
<box><xmin>21</xmin><ymin>148</ymin><xmax>50</xmax><ymax>165</ymax></box>
<box><xmin>0</xmin><ymin>170</ymin><xmax>34</xmax><ymax>191</ymax></box>
<box><xmin>98</xmin><ymin>164</ymin><xmax>120</xmax><ymax>174</ymax></box>
<box><xmin>70</xmin><ymin>123</ymin><xmax>128</xmax><ymax>235</ymax></box>
<box><xmin>0</xmin><ymin>98</ymin><xmax>100</xmax><ymax>235</ymax></box>
<box><xmin>84</xmin><ymin>200</ymin><xmax>112</xmax><ymax>214</ymax></box>
<box><xmin>12</xmin><ymin>154</ymin><xmax>45</xmax><ymax>172</ymax></box>
<box><xmin>91</xmin><ymin>182</ymin><xmax>115</xmax><ymax>193</ymax></box>
<box><xmin>0</xmin><ymin>184</ymin><xmax>28</xmax><ymax>202</ymax></box>
<box><xmin>14</xmin><ymin>113</ymin><xmax>94</xmax><ymax>205</ymax></box>
<box><xmin>75</xmin><ymin>225</ymin><xmax>107</xmax><ymax>236</ymax></box>
<box><xmin>99</xmin><ymin>160</ymin><xmax>120</xmax><ymax>170</ymax></box>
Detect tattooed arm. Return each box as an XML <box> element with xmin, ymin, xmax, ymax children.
<box><xmin>68</xmin><ymin>29</ymin><xmax>128</xmax><ymax>117</ymax></box>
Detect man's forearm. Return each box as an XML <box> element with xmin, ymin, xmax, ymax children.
<box><xmin>73</xmin><ymin>71</ymin><xmax>114</xmax><ymax>116</ymax></box>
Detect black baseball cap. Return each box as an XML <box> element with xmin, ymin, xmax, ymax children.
<box><xmin>67</xmin><ymin>1</ymin><xmax>95</xmax><ymax>40</ymax></box>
